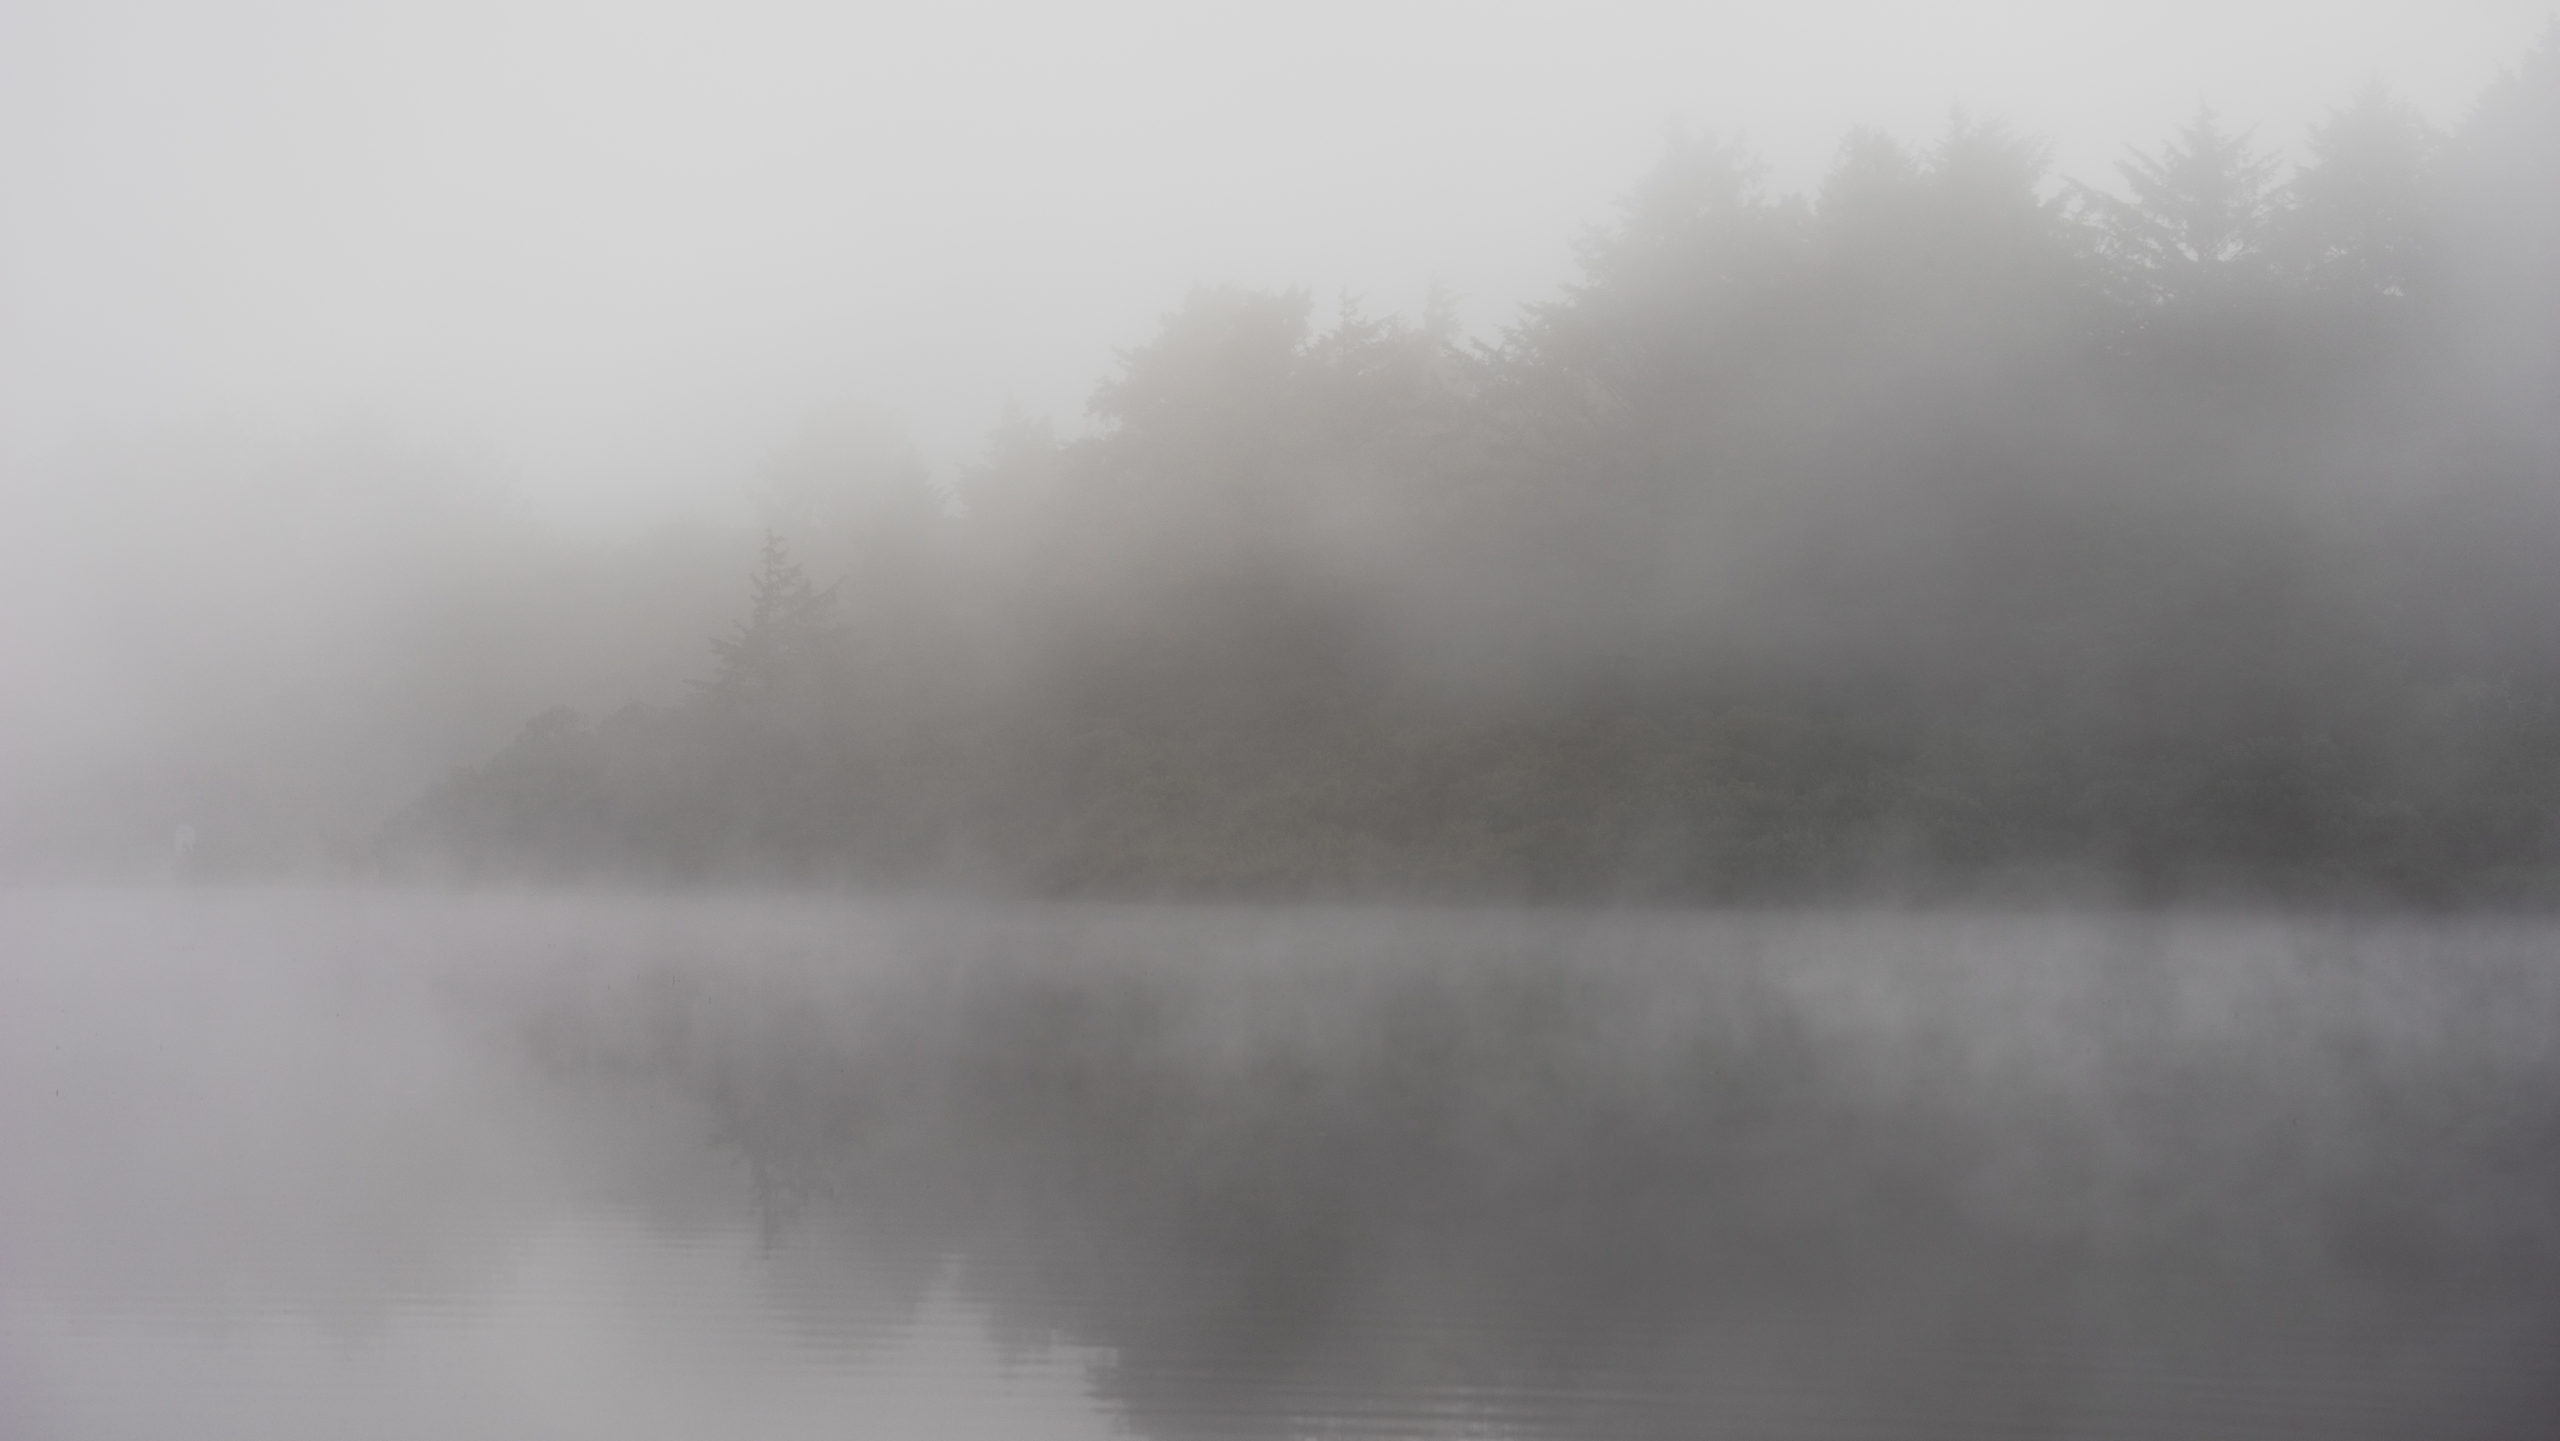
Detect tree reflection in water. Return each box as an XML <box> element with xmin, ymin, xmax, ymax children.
<box><xmin>515</xmin><ymin>904</ymin><xmax>2560</xmax><ymax>1440</ymax></box>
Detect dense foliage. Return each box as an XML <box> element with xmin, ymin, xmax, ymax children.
<box><xmin>384</xmin><ymin>44</ymin><xmax>2560</xmax><ymax>901</ymax></box>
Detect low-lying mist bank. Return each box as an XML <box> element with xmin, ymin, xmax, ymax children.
<box><xmin>539</xmin><ymin>900</ymin><xmax>2560</xmax><ymax>1437</ymax></box>
<box><xmin>21</xmin><ymin>41</ymin><xmax>2560</xmax><ymax>904</ymax></box>
<box><xmin>15</xmin><ymin>891</ymin><xmax>2553</xmax><ymax>1437</ymax></box>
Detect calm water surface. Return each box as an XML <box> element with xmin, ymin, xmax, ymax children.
<box><xmin>5</xmin><ymin>889</ymin><xmax>2557</xmax><ymax>1439</ymax></box>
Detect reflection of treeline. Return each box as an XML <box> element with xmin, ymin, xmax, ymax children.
<box><xmin>385</xmin><ymin>46</ymin><xmax>2560</xmax><ymax>899</ymax></box>
<box><xmin>521</xmin><ymin>910</ymin><xmax>2560</xmax><ymax>1437</ymax></box>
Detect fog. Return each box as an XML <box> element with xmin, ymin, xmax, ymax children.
<box><xmin>9</xmin><ymin>7</ymin><xmax>2560</xmax><ymax>1437</ymax></box>
<box><xmin>9</xmin><ymin>893</ymin><xmax>2560</xmax><ymax>1437</ymax></box>
<box><xmin>7</xmin><ymin>3</ymin><xmax>2560</xmax><ymax>885</ymax></box>
<box><xmin>5</xmin><ymin>2</ymin><xmax>2547</xmax><ymax>501</ymax></box>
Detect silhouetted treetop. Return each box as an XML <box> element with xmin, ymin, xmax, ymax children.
<box><xmin>2281</xmin><ymin>83</ymin><xmax>2443</xmax><ymax>299</ymax></box>
<box><xmin>702</xmin><ymin>532</ymin><xmax>838</xmax><ymax>706</ymax></box>
<box><xmin>2084</xmin><ymin>108</ymin><xmax>2283</xmax><ymax>307</ymax></box>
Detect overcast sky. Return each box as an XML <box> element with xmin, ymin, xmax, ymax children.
<box><xmin>4</xmin><ymin>0</ymin><xmax>2551</xmax><ymax>523</ymax></box>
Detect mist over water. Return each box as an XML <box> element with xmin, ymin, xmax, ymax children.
<box><xmin>12</xmin><ymin>6</ymin><xmax>2560</xmax><ymax>1437</ymax></box>
<box><xmin>8</xmin><ymin>891</ymin><xmax>2557</xmax><ymax>1438</ymax></box>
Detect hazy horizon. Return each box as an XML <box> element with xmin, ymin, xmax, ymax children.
<box><xmin>6</xmin><ymin>0</ymin><xmax>2553</xmax><ymax>525</ymax></box>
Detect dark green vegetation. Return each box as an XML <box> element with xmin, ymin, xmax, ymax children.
<box><xmin>386</xmin><ymin>44</ymin><xmax>2560</xmax><ymax>901</ymax></box>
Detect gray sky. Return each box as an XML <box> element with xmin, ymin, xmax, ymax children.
<box><xmin>4</xmin><ymin>0</ymin><xmax>2551</xmax><ymax>522</ymax></box>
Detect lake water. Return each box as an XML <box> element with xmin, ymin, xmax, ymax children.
<box><xmin>5</xmin><ymin>889</ymin><xmax>2557</xmax><ymax>1439</ymax></box>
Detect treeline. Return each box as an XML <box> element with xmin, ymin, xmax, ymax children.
<box><xmin>383</xmin><ymin>43</ymin><xmax>2560</xmax><ymax>902</ymax></box>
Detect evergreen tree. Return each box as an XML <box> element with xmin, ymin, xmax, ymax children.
<box><xmin>2443</xmin><ymin>29</ymin><xmax>2560</xmax><ymax>409</ymax></box>
<box><xmin>703</xmin><ymin>532</ymin><xmax>839</xmax><ymax>705</ymax></box>
<box><xmin>2083</xmin><ymin>108</ymin><xmax>2283</xmax><ymax>306</ymax></box>
<box><xmin>2281</xmin><ymin>83</ymin><xmax>2441</xmax><ymax>298</ymax></box>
